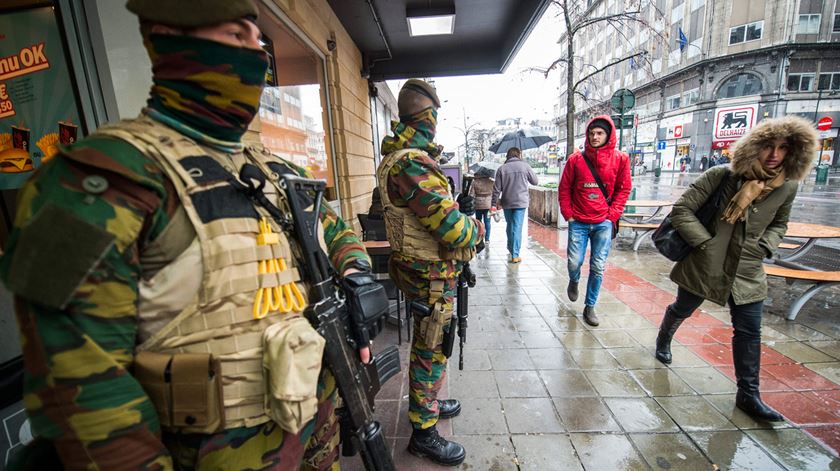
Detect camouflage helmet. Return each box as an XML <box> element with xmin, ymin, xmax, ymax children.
<box><xmin>126</xmin><ymin>0</ymin><xmax>259</xmax><ymax>28</ymax></box>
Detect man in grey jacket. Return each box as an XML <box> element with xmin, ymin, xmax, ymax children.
<box><xmin>491</xmin><ymin>147</ymin><xmax>539</xmax><ymax>263</ymax></box>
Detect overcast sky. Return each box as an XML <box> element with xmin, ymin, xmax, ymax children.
<box><xmin>387</xmin><ymin>4</ymin><xmax>565</xmax><ymax>152</ymax></box>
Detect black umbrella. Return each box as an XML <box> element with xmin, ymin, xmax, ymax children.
<box><xmin>469</xmin><ymin>161</ymin><xmax>501</xmax><ymax>178</ymax></box>
<box><xmin>489</xmin><ymin>129</ymin><xmax>553</xmax><ymax>155</ymax></box>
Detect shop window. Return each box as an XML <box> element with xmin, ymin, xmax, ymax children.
<box><xmin>787</xmin><ymin>73</ymin><xmax>815</xmax><ymax>92</ymax></box>
<box><xmin>256</xmin><ymin>6</ymin><xmax>337</xmax><ymax>200</ymax></box>
<box><xmin>818</xmin><ymin>72</ymin><xmax>840</xmax><ymax>91</ymax></box>
<box><xmin>729</xmin><ymin>21</ymin><xmax>762</xmax><ymax>45</ymax></box>
<box><xmin>834</xmin><ymin>14</ymin><xmax>840</xmax><ymax>33</ymax></box>
<box><xmin>716</xmin><ymin>73</ymin><xmax>763</xmax><ymax>98</ymax></box>
<box><xmin>797</xmin><ymin>14</ymin><xmax>821</xmax><ymax>35</ymax></box>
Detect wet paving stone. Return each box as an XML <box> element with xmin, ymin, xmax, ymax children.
<box><xmin>806</xmin><ymin>362</ymin><xmax>840</xmax><ymax>385</ymax></box>
<box><xmin>452</xmin><ymin>398</ymin><xmax>508</xmax><ymax>435</ymax></box>
<box><xmin>511</xmin><ymin>434</ymin><xmax>582</xmax><ymax>471</ymax></box>
<box><xmin>703</xmin><ymin>394</ymin><xmax>794</xmax><ymax>431</ymax></box>
<box><xmin>605</xmin><ymin>397</ymin><xmax>680</xmax><ymax>432</ymax></box>
<box><xmin>655</xmin><ymin>396</ymin><xmax>738</xmax><ymax>432</ymax></box>
<box><xmin>690</xmin><ymin>431</ymin><xmax>785</xmax><ymax>470</ymax></box>
<box><xmin>630</xmin><ymin>368</ymin><xmax>697</xmax><ymax>396</ymax></box>
<box><xmin>527</xmin><ymin>348</ymin><xmax>578</xmax><ymax>370</ymax></box>
<box><xmin>671</xmin><ymin>366</ymin><xmax>737</xmax><ymax>394</ymax></box>
<box><xmin>502</xmin><ymin>398</ymin><xmax>564</xmax><ymax>433</ymax></box>
<box><xmin>771</xmin><ymin>342</ymin><xmax>838</xmax><ymax>364</ymax></box>
<box><xmin>586</xmin><ymin>370</ymin><xmax>647</xmax><ymax>397</ymax></box>
<box><xmin>610</xmin><ymin>347</ymin><xmax>669</xmax><ymax>370</ymax></box>
<box><xmin>540</xmin><ymin>369</ymin><xmax>598</xmax><ymax>397</ymax></box>
<box><xmin>806</xmin><ymin>341</ymin><xmax>840</xmax><ymax>360</ymax></box>
<box><xmin>591</xmin><ymin>329</ymin><xmax>641</xmax><ymax>348</ymax></box>
<box><xmin>569</xmin><ymin>433</ymin><xmax>649</xmax><ymax>470</ymax></box>
<box><xmin>487</xmin><ymin>348</ymin><xmax>535</xmax><ymax>371</ymax></box>
<box><xmin>553</xmin><ymin>397</ymin><xmax>622</xmax><ymax>432</ymax></box>
<box><xmin>747</xmin><ymin>428</ymin><xmax>840</xmax><ymax>470</ymax></box>
<box><xmin>495</xmin><ymin>371</ymin><xmax>547</xmax><ymax>398</ymax></box>
<box><xmin>557</xmin><ymin>331</ymin><xmax>602</xmax><ymax>349</ymax></box>
<box><xmin>629</xmin><ymin>433</ymin><xmax>714</xmax><ymax>470</ymax></box>
<box><xmin>569</xmin><ymin>348</ymin><xmax>622</xmax><ymax>369</ymax></box>
<box><xmin>518</xmin><ymin>330</ymin><xmax>563</xmax><ymax>349</ymax></box>
<box><xmin>448</xmin><ymin>370</ymin><xmax>499</xmax><ymax>399</ymax></box>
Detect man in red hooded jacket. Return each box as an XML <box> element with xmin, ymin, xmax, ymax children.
<box><xmin>559</xmin><ymin>116</ymin><xmax>632</xmax><ymax>326</ymax></box>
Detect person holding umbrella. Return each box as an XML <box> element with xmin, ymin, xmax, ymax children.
<box><xmin>491</xmin><ymin>147</ymin><xmax>539</xmax><ymax>263</ymax></box>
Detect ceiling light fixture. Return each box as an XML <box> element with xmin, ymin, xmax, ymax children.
<box><xmin>406</xmin><ymin>5</ymin><xmax>456</xmax><ymax>37</ymax></box>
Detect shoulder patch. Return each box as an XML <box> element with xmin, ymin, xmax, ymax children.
<box><xmin>7</xmin><ymin>204</ymin><xmax>115</xmax><ymax>309</ymax></box>
<box><xmin>61</xmin><ymin>136</ymin><xmax>166</xmax><ymax>191</ymax></box>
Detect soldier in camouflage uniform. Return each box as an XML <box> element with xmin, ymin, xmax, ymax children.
<box><xmin>376</xmin><ymin>80</ymin><xmax>484</xmax><ymax>466</ymax></box>
<box><xmin>0</xmin><ymin>1</ymin><xmax>378</xmax><ymax>469</ymax></box>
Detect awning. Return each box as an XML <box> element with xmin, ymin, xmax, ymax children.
<box><xmin>327</xmin><ymin>0</ymin><xmax>552</xmax><ymax>80</ymax></box>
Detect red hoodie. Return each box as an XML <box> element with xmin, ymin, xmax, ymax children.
<box><xmin>559</xmin><ymin>115</ymin><xmax>632</xmax><ymax>224</ymax></box>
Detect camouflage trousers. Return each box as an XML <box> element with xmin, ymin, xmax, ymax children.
<box><xmin>407</xmin><ymin>298</ymin><xmax>453</xmax><ymax>430</ymax></box>
<box><xmin>164</xmin><ymin>369</ymin><xmax>340</xmax><ymax>470</ymax></box>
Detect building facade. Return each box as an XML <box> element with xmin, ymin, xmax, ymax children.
<box><xmin>555</xmin><ymin>0</ymin><xmax>840</xmax><ymax>171</ymax></box>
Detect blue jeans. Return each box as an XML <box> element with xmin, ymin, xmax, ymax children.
<box><xmin>567</xmin><ymin>220</ymin><xmax>613</xmax><ymax>306</ymax></box>
<box><xmin>475</xmin><ymin>209</ymin><xmax>491</xmax><ymax>241</ymax></box>
<box><xmin>504</xmin><ymin>208</ymin><xmax>526</xmax><ymax>257</ymax></box>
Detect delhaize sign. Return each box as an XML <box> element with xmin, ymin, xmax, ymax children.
<box><xmin>714</xmin><ymin>104</ymin><xmax>758</xmax><ymax>140</ymax></box>
<box><xmin>0</xmin><ymin>6</ymin><xmax>83</xmax><ymax>190</ymax></box>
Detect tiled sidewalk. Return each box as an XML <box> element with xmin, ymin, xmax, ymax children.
<box><xmin>342</xmin><ymin>220</ymin><xmax>840</xmax><ymax>470</ymax></box>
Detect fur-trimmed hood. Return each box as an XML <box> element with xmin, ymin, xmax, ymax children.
<box><xmin>729</xmin><ymin>116</ymin><xmax>819</xmax><ymax>181</ymax></box>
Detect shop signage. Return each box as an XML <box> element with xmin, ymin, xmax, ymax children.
<box><xmin>656</xmin><ymin>140</ymin><xmax>667</xmax><ymax>150</ymax></box>
<box><xmin>713</xmin><ymin>104</ymin><xmax>757</xmax><ymax>140</ymax></box>
<box><xmin>817</xmin><ymin>116</ymin><xmax>833</xmax><ymax>131</ymax></box>
<box><xmin>712</xmin><ymin>140</ymin><xmax>736</xmax><ymax>149</ymax></box>
<box><xmin>673</xmin><ymin>125</ymin><xmax>683</xmax><ymax>138</ymax></box>
<box><xmin>0</xmin><ymin>6</ymin><xmax>82</xmax><ymax>189</ymax></box>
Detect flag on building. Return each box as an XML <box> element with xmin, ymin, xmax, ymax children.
<box><xmin>678</xmin><ymin>27</ymin><xmax>688</xmax><ymax>51</ymax></box>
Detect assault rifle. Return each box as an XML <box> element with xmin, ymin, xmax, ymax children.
<box><xmin>246</xmin><ymin>169</ymin><xmax>400</xmax><ymax>471</ymax></box>
<box><xmin>441</xmin><ymin>175</ymin><xmax>478</xmax><ymax>370</ymax></box>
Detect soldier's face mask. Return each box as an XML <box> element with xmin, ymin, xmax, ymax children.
<box><xmin>145</xmin><ymin>33</ymin><xmax>269</xmax><ymax>143</ymax></box>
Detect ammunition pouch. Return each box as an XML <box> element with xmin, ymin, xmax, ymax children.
<box><xmin>134</xmin><ymin>351</ymin><xmax>225</xmax><ymax>434</ymax></box>
<box><xmin>262</xmin><ymin>316</ymin><xmax>326</xmax><ymax>434</ymax></box>
<box><xmin>341</xmin><ymin>271</ymin><xmax>390</xmax><ymax>348</ymax></box>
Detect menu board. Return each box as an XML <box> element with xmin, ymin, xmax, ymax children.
<box><xmin>0</xmin><ymin>6</ymin><xmax>83</xmax><ymax>189</ymax></box>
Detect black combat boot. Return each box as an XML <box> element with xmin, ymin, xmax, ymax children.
<box><xmin>408</xmin><ymin>426</ymin><xmax>466</xmax><ymax>466</ymax></box>
<box><xmin>733</xmin><ymin>338</ymin><xmax>784</xmax><ymax>422</ymax></box>
<box><xmin>567</xmin><ymin>281</ymin><xmax>579</xmax><ymax>302</ymax></box>
<box><xmin>438</xmin><ymin>399</ymin><xmax>461</xmax><ymax>419</ymax></box>
<box><xmin>655</xmin><ymin>308</ymin><xmax>686</xmax><ymax>364</ymax></box>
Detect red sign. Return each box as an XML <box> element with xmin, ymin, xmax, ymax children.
<box><xmin>817</xmin><ymin>116</ymin><xmax>833</xmax><ymax>131</ymax></box>
<box><xmin>673</xmin><ymin>125</ymin><xmax>683</xmax><ymax>138</ymax></box>
<box><xmin>712</xmin><ymin>140</ymin><xmax>735</xmax><ymax>149</ymax></box>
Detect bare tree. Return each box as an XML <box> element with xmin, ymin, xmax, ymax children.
<box><xmin>468</xmin><ymin>128</ymin><xmax>498</xmax><ymax>162</ymax></box>
<box><xmin>538</xmin><ymin>0</ymin><xmax>667</xmax><ymax>157</ymax></box>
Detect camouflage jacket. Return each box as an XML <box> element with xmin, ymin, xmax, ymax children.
<box><xmin>379</xmin><ymin>146</ymin><xmax>483</xmax><ymax>296</ymax></box>
<box><xmin>0</xmin><ymin>131</ymin><xmax>370</xmax><ymax>469</ymax></box>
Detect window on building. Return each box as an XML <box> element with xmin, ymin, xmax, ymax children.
<box><xmin>257</xmin><ymin>4</ymin><xmax>338</xmax><ymax>200</ymax></box>
<box><xmin>797</xmin><ymin>14</ymin><xmax>821</xmax><ymax>34</ymax></box>
<box><xmin>666</xmin><ymin>94</ymin><xmax>681</xmax><ymax>110</ymax></box>
<box><xmin>818</xmin><ymin>72</ymin><xmax>840</xmax><ymax>91</ymax></box>
<box><xmin>683</xmin><ymin>88</ymin><xmax>700</xmax><ymax>105</ymax></box>
<box><xmin>834</xmin><ymin>14</ymin><xmax>840</xmax><ymax>33</ymax></box>
<box><xmin>729</xmin><ymin>21</ymin><xmax>763</xmax><ymax>45</ymax></box>
<box><xmin>787</xmin><ymin>73</ymin><xmax>815</xmax><ymax>92</ymax></box>
<box><xmin>717</xmin><ymin>73</ymin><xmax>763</xmax><ymax>98</ymax></box>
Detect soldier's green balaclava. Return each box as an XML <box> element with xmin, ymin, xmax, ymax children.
<box><xmin>143</xmin><ymin>34</ymin><xmax>269</xmax><ymax>151</ymax></box>
<box><xmin>380</xmin><ymin>107</ymin><xmax>441</xmax><ymax>158</ymax></box>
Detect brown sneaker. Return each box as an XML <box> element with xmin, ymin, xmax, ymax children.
<box><xmin>583</xmin><ymin>306</ymin><xmax>599</xmax><ymax>326</ymax></box>
<box><xmin>510</xmin><ymin>257</ymin><xmax>521</xmax><ymax>264</ymax></box>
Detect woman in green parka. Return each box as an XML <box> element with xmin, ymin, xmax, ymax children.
<box><xmin>654</xmin><ymin>116</ymin><xmax>818</xmax><ymax>422</ymax></box>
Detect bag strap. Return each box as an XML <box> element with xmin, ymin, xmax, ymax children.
<box><xmin>582</xmin><ymin>155</ymin><xmax>611</xmax><ymax>204</ymax></box>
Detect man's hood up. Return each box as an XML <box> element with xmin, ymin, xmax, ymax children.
<box><xmin>583</xmin><ymin>114</ymin><xmax>617</xmax><ymax>157</ymax></box>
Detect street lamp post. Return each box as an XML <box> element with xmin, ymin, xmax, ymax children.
<box><xmin>814</xmin><ymin>88</ymin><xmax>839</xmax><ymax>122</ymax></box>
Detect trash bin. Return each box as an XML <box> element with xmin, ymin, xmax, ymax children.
<box><xmin>815</xmin><ymin>164</ymin><xmax>829</xmax><ymax>185</ymax></box>
<box><xmin>654</xmin><ymin>166</ymin><xmax>661</xmax><ymax>177</ymax></box>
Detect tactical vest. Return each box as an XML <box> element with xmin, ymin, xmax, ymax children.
<box><xmin>376</xmin><ymin>148</ymin><xmax>474</xmax><ymax>262</ymax></box>
<box><xmin>96</xmin><ymin>115</ymin><xmax>311</xmax><ymax>429</ymax></box>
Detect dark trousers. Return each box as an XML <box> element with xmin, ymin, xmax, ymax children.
<box><xmin>668</xmin><ymin>287</ymin><xmax>763</xmax><ymax>343</ymax></box>
<box><xmin>669</xmin><ymin>287</ymin><xmax>765</xmax><ymax>392</ymax></box>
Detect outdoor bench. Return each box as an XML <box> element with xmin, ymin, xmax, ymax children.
<box><xmin>621</xmin><ymin>222</ymin><xmax>660</xmax><ymax>251</ymax></box>
<box><xmin>763</xmin><ymin>264</ymin><xmax>840</xmax><ymax>320</ymax></box>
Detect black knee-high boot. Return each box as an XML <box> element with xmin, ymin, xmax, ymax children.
<box><xmin>655</xmin><ymin>308</ymin><xmax>686</xmax><ymax>364</ymax></box>
<box><xmin>733</xmin><ymin>338</ymin><xmax>784</xmax><ymax>422</ymax></box>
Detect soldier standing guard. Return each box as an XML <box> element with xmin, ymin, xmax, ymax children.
<box><xmin>0</xmin><ymin>1</ymin><xmax>383</xmax><ymax>469</ymax></box>
<box><xmin>376</xmin><ymin>80</ymin><xmax>484</xmax><ymax>466</ymax></box>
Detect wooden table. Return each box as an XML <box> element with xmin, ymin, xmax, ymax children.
<box><xmin>621</xmin><ymin>200</ymin><xmax>675</xmax><ymax>223</ymax></box>
<box><xmin>777</xmin><ymin>222</ymin><xmax>840</xmax><ymax>263</ymax></box>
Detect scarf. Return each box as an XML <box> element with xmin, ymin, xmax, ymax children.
<box><xmin>380</xmin><ymin>107</ymin><xmax>442</xmax><ymax>158</ymax></box>
<box><xmin>721</xmin><ymin>159</ymin><xmax>786</xmax><ymax>224</ymax></box>
<box><xmin>144</xmin><ymin>34</ymin><xmax>268</xmax><ymax>152</ymax></box>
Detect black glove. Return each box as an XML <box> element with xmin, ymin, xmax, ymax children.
<box><xmin>341</xmin><ymin>271</ymin><xmax>389</xmax><ymax>348</ymax></box>
<box><xmin>476</xmin><ymin>239</ymin><xmax>485</xmax><ymax>254</ymax></box>
<box><xmin>456</xmin><ymin>194</ymin><xmax>475</xmax><ymax>216</ymax></box>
